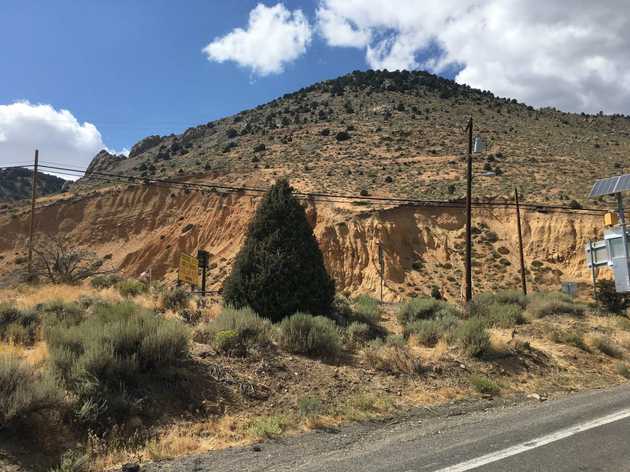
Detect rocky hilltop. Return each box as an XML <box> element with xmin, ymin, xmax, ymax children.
<box><xmin>81</xmin><ymin>70</ymin><xmax>630</xmax><ymax>206</ymax></box>
<box><xmin>0</xmin><ymin>167</ymin><xmax>66</xmax><ymax>203</ymax></box>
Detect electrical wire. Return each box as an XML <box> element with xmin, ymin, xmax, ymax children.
<box><xmin>34</xmin><ymin>162</ymin><xmax>612</xmax><ymax>215</ymax></box>
<box><xmin>1</xmin><ymin>162</ymin><xmax>617</xmax><ymax>218</ymax></box>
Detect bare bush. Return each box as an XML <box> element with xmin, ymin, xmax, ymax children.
<box><xmin>31</xmin><ymin>235</ymin><xmax>110</xmax><ymax>284</ymax></box>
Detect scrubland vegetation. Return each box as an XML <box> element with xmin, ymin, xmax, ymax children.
<box><xmin>1</xmin><ymin>182</ymin><xmax>629</xmax><ymax>471</ymax></box>
<box><xmin>2</xmin><ymin>281</ymin><xmax>628</xmax><ymax>471</ymax></box>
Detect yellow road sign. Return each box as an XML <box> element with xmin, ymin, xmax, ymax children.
<box><xmin>179</xmin><ymin>253</ymin><xmax>199</xmax><ymax>286</ymax></box>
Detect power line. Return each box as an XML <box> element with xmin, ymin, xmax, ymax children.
<box><xmin>2</xmin><ymin>162</ymin><xmax>615</xmax><ymax>218</ymax></box>
<box><xmin>34</xmin><ymin>162</ymin><xmax>613</xmax><ymax>215</ymax></box>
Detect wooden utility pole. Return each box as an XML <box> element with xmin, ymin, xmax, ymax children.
<box><xmin>378</xmin><ymin>242</ymin><xmax>384</xmax><ymax>303</ymax></box>
<box><xmin>514</xmin><ymin>188</ymin><xmax>527</xmax><ymax>296</ymax></box>
<box><xmin>27</xmin><ymin>150</ymin><xmax>39</xmax><ymax>277</ymax></box>
<box><xmin>464</xmin><ymin>118</ymin><xmax>473</xmax><ymax>305</ymax></box>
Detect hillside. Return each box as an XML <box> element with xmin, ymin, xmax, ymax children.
<box><xmin>0</xmin><ymin>167</ymin><xmax>66</xmax><ymax>203</ymax></box>
<box><xmin>0</xmin><ymin>70</ymin><xmax>622</xmax><ymax>297</ymax></box>
<box><xmin>79</xmin><ymin>70</ymin><xmax>630</xmax><ymax>206</ymax></box>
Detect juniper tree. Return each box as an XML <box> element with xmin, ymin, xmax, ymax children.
<box><xmin>223</xmin><ymin>179</ymin><xmax>335</xmax><ymax>321</ymax></box>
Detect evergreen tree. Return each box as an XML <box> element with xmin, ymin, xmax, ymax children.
<box><xmin>223</xmin><ymin>179</ymin><xmax>335</xmax><ymax>321</ymax></box>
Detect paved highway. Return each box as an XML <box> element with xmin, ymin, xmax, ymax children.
<box><xmin>144</xmin><ymin>384</ymin><xmax>630</xmax><ymax>472</ymax></box>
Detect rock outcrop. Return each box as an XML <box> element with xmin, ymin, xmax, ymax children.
<box><xmin>85</xmin><ymin>150</ymin><xmax>126</xmax><ymax>175</ymax></box>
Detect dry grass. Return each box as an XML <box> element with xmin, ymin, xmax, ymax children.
<box><xmin>3</xmin><ymin>285</ymin><xmax>630</xmax><ymax>470</ymax></box>
<box><xmin>0</xmin><ymin>283</ymin><xmax>120</xmax><ymax>310</ymax></box>
<box><xmin>0</xmin><ymin>341</ymin><xmax>47</xmax><ymax>365</ymax></box>
<box><xmin>89</xmin><ymin>416</ymin><xmax>251</xmax><ymax>470</ymax></box>
<box><xmin>145</xmin><ymin>431</ymin><xmax>201</xmax><ymax>461</ymax></box>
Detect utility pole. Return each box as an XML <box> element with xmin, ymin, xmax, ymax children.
<box><xmin>27</xmin><ymin>149</ymin><xmax>39</xmax><ymax>277</ymax></box>
<box><xmin>378</xmin><ymin>242</ymin><xmax>384</xmax><ymax>303</ymax></box>
<box><xmin>464</xmin><ymin>118</ymin><xmax>473</xmax><ymax>305</ymax></box>
<box><xmin>514</xmin><ymin>188</ymin><xmax>527</xmax><ymax>296</ymax></box>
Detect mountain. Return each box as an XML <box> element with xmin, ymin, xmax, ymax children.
<box><xmin>1</xmin><ymin>70</ymin><xmax>623</xmax><ymax>296</ymax></box>
<box><xmin>0</xmin><ymin>167</ymin><xmax>67</xmax><ymax>203</ymax></box>
<box><xmin>82</xmin><ymin>69</ymin><xmax>630</xmax><ymax>206</ymax></box>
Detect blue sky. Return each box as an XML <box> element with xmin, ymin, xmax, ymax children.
<box><xmin>1</xmin><ymin>1</ymin><xmax>368</xmax><ymax>153</ymax></box>
<box><xmin>1</xmin><ymin>1</ymin><xmax>629</xmax><ymax>170</ymax></box>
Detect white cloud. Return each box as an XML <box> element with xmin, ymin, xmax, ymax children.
<box><xmin>0</xmin><ymin>101</ymin><xmax>110</xmax><ymax>177</ymax></box>
<box><xmin>316</xmin><ymin>0</ymin><xmax>630</xmax><ymax>114</ymax></box>
<box><xmin>203</xmin><ymin>3</ymin><xmax>312</xmax><ymax>76</ymax></box>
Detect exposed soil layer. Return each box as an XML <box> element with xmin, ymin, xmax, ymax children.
<box><xmin>0</xmin><ymin>183</ymin><xmax>602</xmax><ymax>300</ymax></box>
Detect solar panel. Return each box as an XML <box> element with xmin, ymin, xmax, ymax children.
<box><xmin>589</xmin><ymin>174</ymin><xmax>630</xmax><ymax>198</ymax></box>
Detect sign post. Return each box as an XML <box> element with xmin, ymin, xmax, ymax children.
<box><xmin>197</xmin><ymin>250</ymin><xmax>210</xmax><ymax>296</ymax></box>
<box><xmin>588</xmin><ymin>240</ymin><xmax>598</xmax><ymax>303</ymax></box>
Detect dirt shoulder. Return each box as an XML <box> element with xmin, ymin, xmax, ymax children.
<box><xmin>141</xmin><ymin>384</ymin><xmax>630</xmax><ymax>472</ymax></box>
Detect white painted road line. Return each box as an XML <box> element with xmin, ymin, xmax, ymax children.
<box><xmin>433</xmin><ymin>408</ymin><xmax>630</xmax><ymax>472</ymax></box>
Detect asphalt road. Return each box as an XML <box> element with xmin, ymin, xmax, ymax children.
<box><xmin>144</xmin><ymin>384</ymin><xmax>630</xmax><ymax>472</ymax></box>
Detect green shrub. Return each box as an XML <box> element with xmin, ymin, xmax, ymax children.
<box><xmin>398</xmin><ymin>297</ymin><xmax>460</xmax><ymax>325</ymax></box>
<box><xmin>591</xmin><ymin>336</ymin><xmax>623</xmax><ymax>358</ymax></box>
<box><xmin>384</xmin><ymin>334</ymin><xmax>406</xmax><ymax>348</ymax></box>
<box><xmin>526</xmin><ymin>292</ymin><xmax>585</xmax><ymax>318</ymax></box>
<box><xmin>346</xmin><ymin>321</ymin><xmax>372</xmax><ymax>345</ymax></box>
<box><xmin>278</xmin><ymin>313</ymin><xmax>341</xmax><ymax>358</ymax></box>
<box><xmin>298</xmin><ymin>396</ymin><xmax>323</xmax><ymax>419</ymax></box>
<box><xmin>248</xmin><ymin>415</ymin><xmax>289</xmax><ymax>439</ymax></box>
<box><xmin>213</xmin><ymin>330</ymin><xmax>241</xmax><ymax>355</ymax></box>
<box><xmin>45</xmin><ymin>301</ymin><xmax>189</xmax><ymax>425</ymax></box>
<box><xmin>332</xmin><ymin>295</ymin><xmax>353</xmax><ymax>320</ymax></box>
<box><xmin>36</xmin><ymin>299</ymin><xmax>83</xmax><ymax>326</ymax></box>
<box><xmin>405</xmin><ymin>316</ymin><xmax>458</xmax><ymax>346</ymax></box>
<box><xmin>596</xmin><ymin>279</ymin><xmax>630</xmax><ymax>314</ymax></box>
<box><xmin>0</xmin><ymin>304</ymin><xmax>39</xmax><ymax>345</ymax></box>
<box><xmin>470</xmin><ymin>375</ymin><xmax>500</xmax><ymax>395</ymax></box>
<box><xmin>116</xmin><ymin>279</ymin><xmax>148</xmax><ymax>298</ymax></box>
<box><xmin>49</xmin><ymin>450</ymin><xmax>89</xmax><ymax>472</ymax></box>
<box><xmin>197</xmin><ymin>306</ymin><xmax>271</xmax><ymax>355</ymax></box>
<box><xmin>615</xmin><ymin>362</ymin><xmax>630</xmax><ymax>379</ymax></box>
<box><xmin>77</xmin><ymin>295</ymin><xmax>106</xmax><ymax>310</ymax></box>
<box><xmin>223</xmin><ymin>180</ymin><xmax>335</xmax><ymax>321</ymax></box>
<box><xmin>363</xmin><ymin>339</ymin><xmax>421</xmax><ymax>375</ymax></box>
<box><xmin>0</xmin><ymin>302</ymin><xmax>20</xmax><ymax>325</ymax></box>
<box><xmin>161</xmin><ymin>287</ymin><xmax>191</xmax><ymax>311</ymax></box>
<box><xmin>551</xmin><ymin>329</ymin><xmax>589</xmax><ymax>351</ymax></box>
<box><xmin>481</xmin><ymin>303</ymin><xmax>526</xmax><ymax>328</ymax></box>
<box><xmin>90</xmin><ymin>274</ymin><xmax>123</xmax><ymax>289</ymax></box>
<box><xmin>179</xmin><ymin>309</ymin><xmax>203</xmax><ymax>325</ymax></box>
<box><xmin>353</xmin><ymin>294</ymin><xmax>380</xmax><ymax>323</ymax></box>
<box><xmin>454</xmin><ymin>319</ymin><xmax>491</xmax><ymax>357</ymax></box>
<box><xmin>0</xmin><ymin>353</ymin><xmax>63</xmax><ymax>425</ymax></box>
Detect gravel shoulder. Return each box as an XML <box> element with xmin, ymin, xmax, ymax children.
<box><xmin>142</xmin><ymin>383</ymin><xmax>630</xmax><ymax>472</ymax></box>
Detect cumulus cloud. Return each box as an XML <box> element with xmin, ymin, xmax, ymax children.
<box><xmin>0</xmin><ymin>101</ymin><xmax>109</xmax><ymax>176</ymax></box>
<box><xmin>316</xmin><ymin>0</ymin><xmax>630</xmax><ymax>114</ymax></box>
<box><xmin>203</xmin><ymin>3</ymin><xmax>312</xmax><ymax>76</ymax></box>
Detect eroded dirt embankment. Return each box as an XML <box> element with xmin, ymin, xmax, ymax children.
<box><xmin>0</xmin><ymin>184</ymin><xmax>602</xmax><ymax>300</ymax></box>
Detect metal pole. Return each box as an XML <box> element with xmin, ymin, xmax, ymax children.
<box><xmin>617</xmin><ymin>193</ymin><xmax>630</xmax><ymax>287</ymax></box>
<box><xmin>465</xmin><ymin>118</ymin><xmax>473</xmax><ymax>306</ymax></box>
<box><xmin>27</xmin><ymin>149</ymin><xmax>39</xmax><ymax>277</ymax></box>
<box><xmin>588</xmin><ymin>240</ymin><xmax>598</xmax><ymax>303</ymax></box>
<box><xmin>514</xmin><ymin>188</ymin><xmax>527</xmax><ymax>296</ymax></box>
